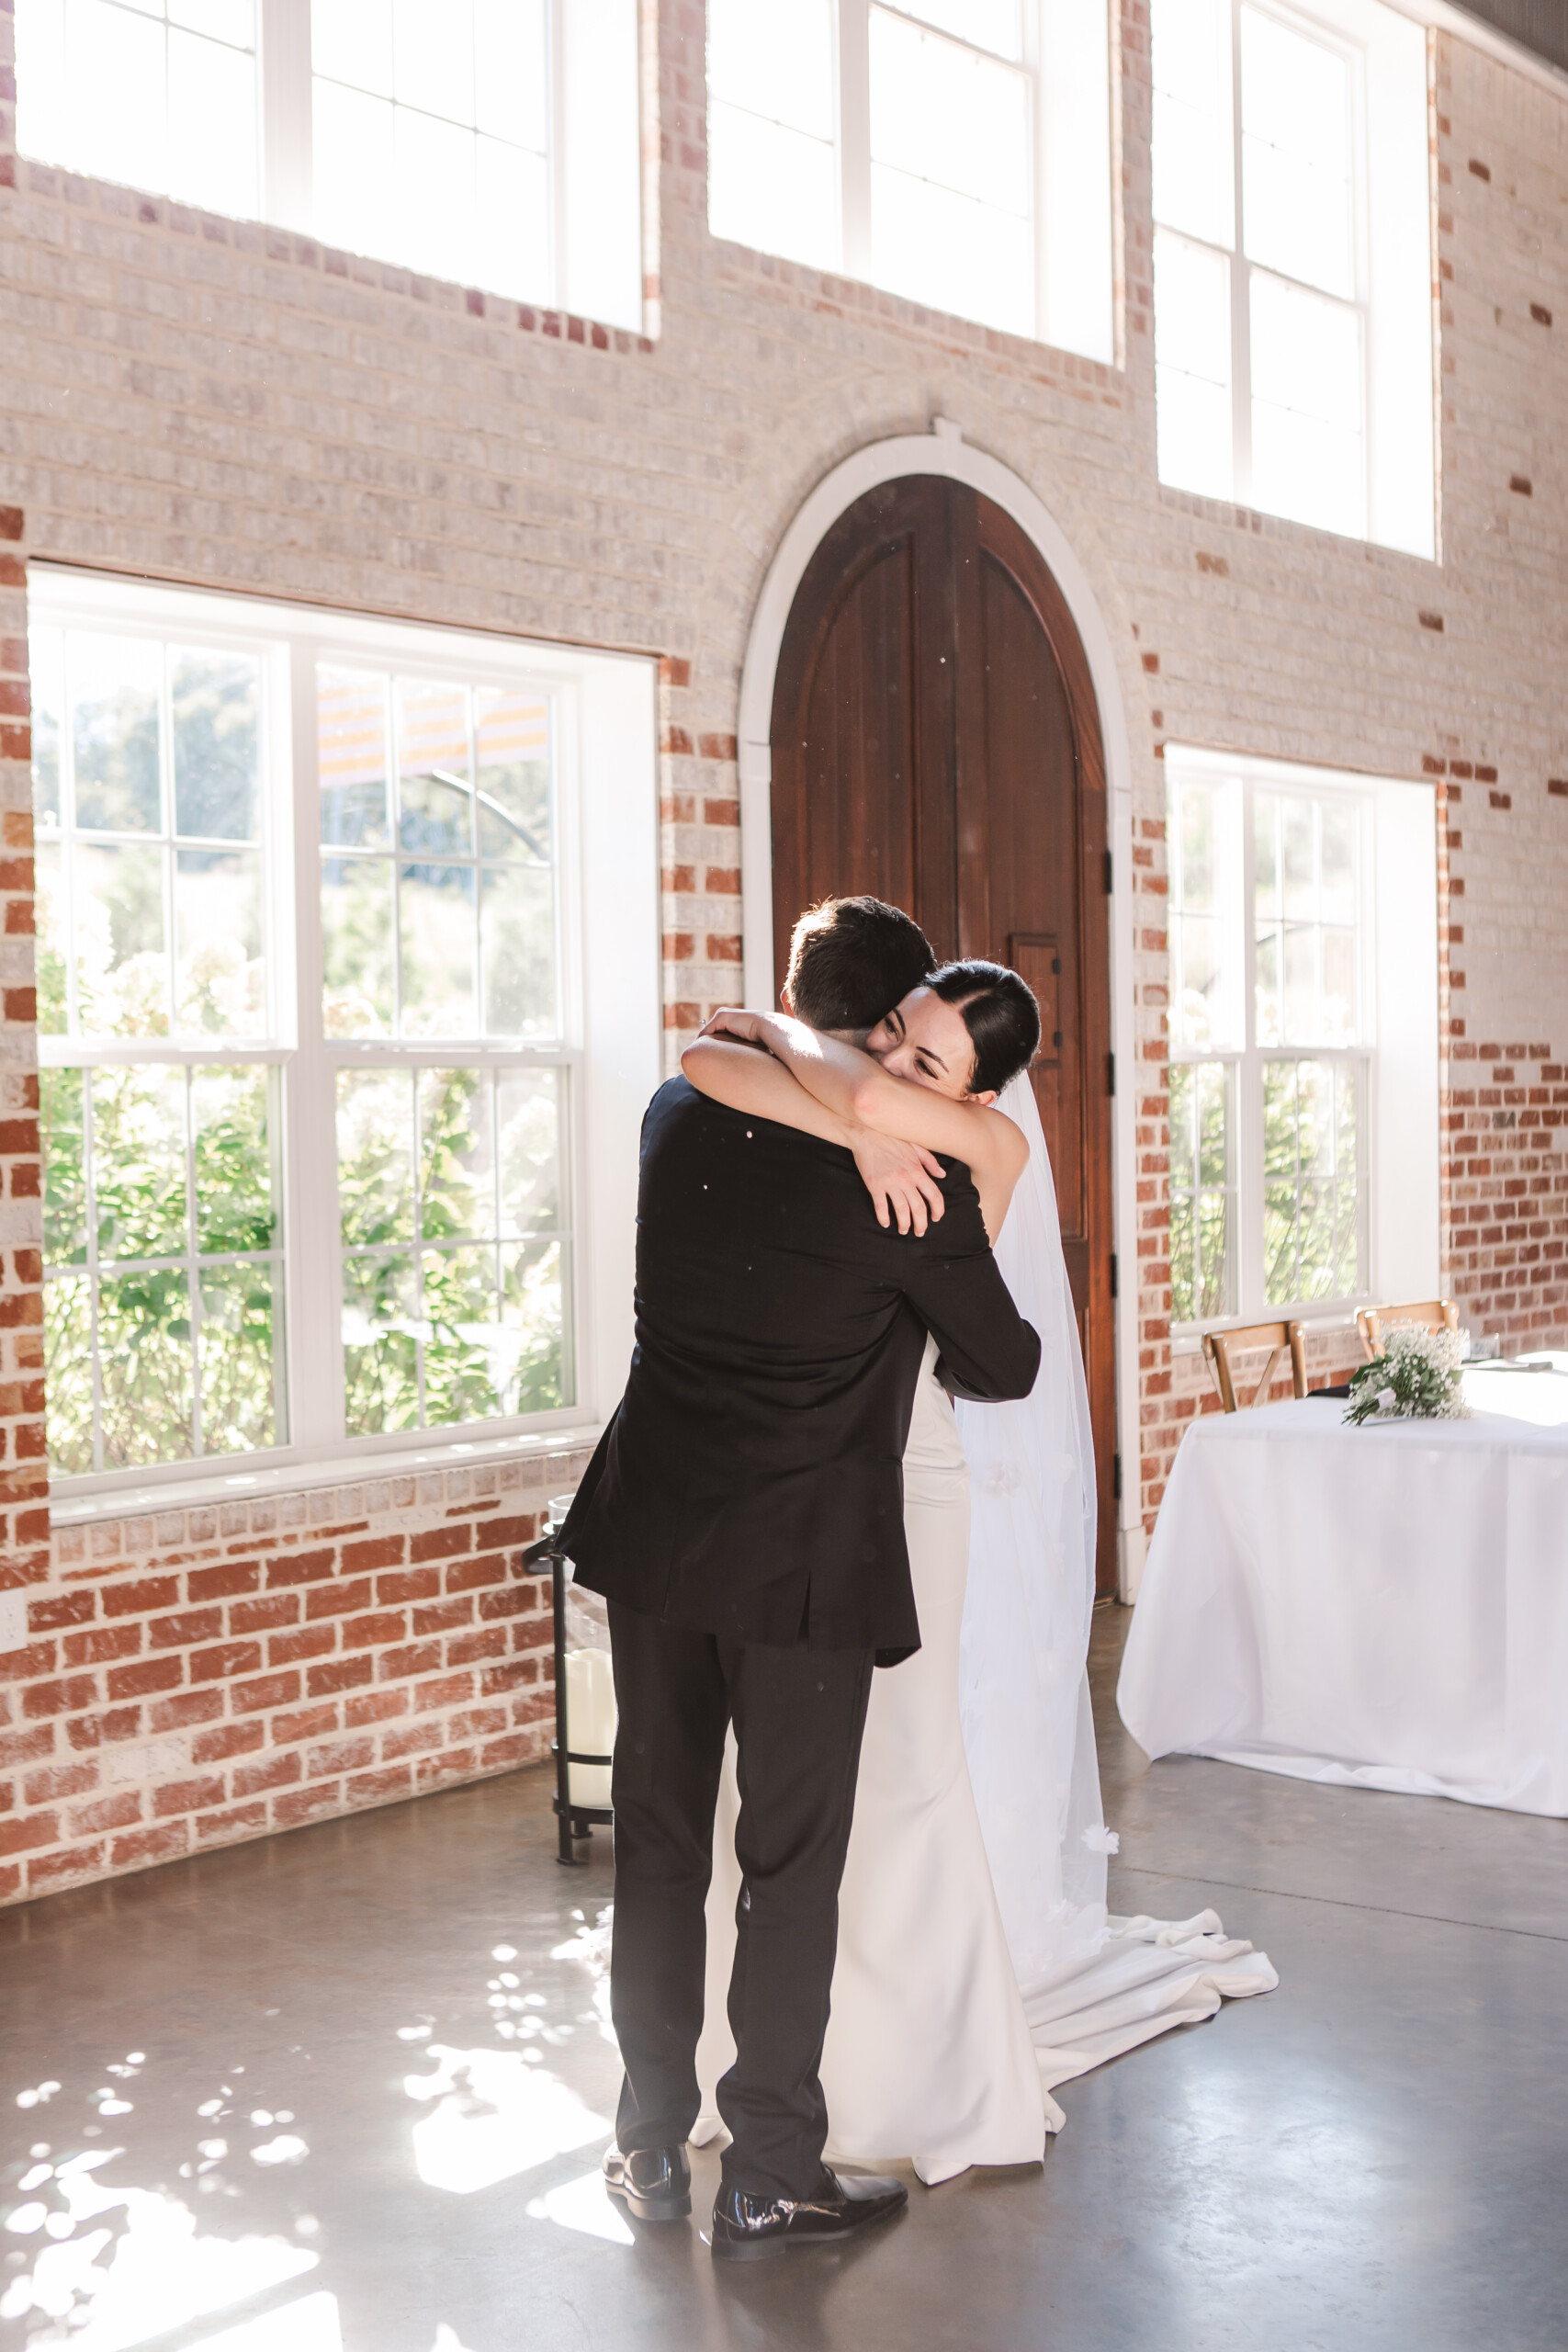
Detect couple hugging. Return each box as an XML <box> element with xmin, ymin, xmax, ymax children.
<box><xmin>559</xmin><ymin>892</ymin><xmax>1092</xmax><ymax>2260</ymax></box>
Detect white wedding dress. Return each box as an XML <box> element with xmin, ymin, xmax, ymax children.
<box><xmin>694</xmin><ymin>1075</ymin><xmax>1277</xmax><ymax>2182</ymax></box>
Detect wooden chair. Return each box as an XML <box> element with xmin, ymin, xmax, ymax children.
<box><xmin>1202</xmin><ymin>1319</ymin><xmax>1308</xmax><ymax>1412</ymax></box>
<box><xmin>1356</xmin><ymin>1298</ymin><xmax>1459</xmax><ymax>1361</ymax></box>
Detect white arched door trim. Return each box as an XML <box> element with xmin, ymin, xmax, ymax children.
<box><xmin>736</xmin><ymin>424</ymin><xmax>1145</xmax><ymax>1594</ymax></box>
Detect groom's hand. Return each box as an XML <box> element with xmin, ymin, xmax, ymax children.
<box><xmin>851</xmin><ymin>1129</ymin><xmax>946</xmax><ymax>1236</ymax></box>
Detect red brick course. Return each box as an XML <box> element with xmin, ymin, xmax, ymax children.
<box><xmin>0</xmin><ymin>1451</ymin><xmax>587</xmax><ymax>1904</ymax></box>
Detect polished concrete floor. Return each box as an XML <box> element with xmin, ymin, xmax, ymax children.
<box><xmin>4</xmin><ymin>1606</ymin><xmax>1566</xmax><ymax>2352</ymax></box>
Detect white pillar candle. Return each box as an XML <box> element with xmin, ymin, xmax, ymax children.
<box><xmin>564</xmin><ymin>1646</ymin><xmax>616</xmax><ymax>1809</ymax></box>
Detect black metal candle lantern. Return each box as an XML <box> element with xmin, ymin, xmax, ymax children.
<box><xmin>523</xmin><ymin>1491</ymin><xmax>614</xmax><ymax>1866</ymax></box>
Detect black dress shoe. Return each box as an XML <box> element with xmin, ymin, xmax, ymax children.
<box><xmin>602</xmin><ymin>2143</ymin><xmax>692</xmax><ymax>2222</ymax></box>
<box><xmin>709</xmin><ymin>2166</ymin><xmax>908</xmax><ymax>2261</ymax></box>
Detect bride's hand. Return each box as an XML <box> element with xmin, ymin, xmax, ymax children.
<box><xmin>851</xmin><ymin>1130</ymin><xmax>947</xmax><ymax>1236</ymax></box>
<box><xmin>698</xmin><ymin>1006</ymin><xmax>768</xmax><ymax>1046</ymax></box>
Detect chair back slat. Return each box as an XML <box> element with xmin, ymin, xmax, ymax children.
<box><xmin>1202</xmin><ymin>1319</ymin><xmax>1307</xmax><ymax>1411</ymax></box>
<box><xmin>1356</xmin><ymin>1298</ymin><xmax>1459</xmax><ymax>1361</ymax></box>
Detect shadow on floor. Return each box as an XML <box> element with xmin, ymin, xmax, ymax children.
<box><xmin>3</xmin><ymin>1608</ymin><xmax>1565</xmax><ymax>2351</ymax></box>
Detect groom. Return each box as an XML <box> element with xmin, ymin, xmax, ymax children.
<box><xmin>559</xmin><ymin>896</ymin><xmax>1041</xmax><ymax>2259</ymax></box>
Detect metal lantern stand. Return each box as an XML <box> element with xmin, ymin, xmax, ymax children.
<box><xmin>523</xmin><ymin>1497</ymin><xmax>612</xmax><ymax>1867</ymax></box>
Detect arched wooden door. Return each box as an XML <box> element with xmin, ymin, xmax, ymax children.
<box><xmin>770</xmin><ymin>475</ymin><xmax>1118</xmax><ymax>1594</ymax></box>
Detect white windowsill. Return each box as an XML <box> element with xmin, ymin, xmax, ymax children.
<box><xmin>48</xmin><ymin>1423</ymin><xmax>603</xmax><ymax>1529</ymax></box>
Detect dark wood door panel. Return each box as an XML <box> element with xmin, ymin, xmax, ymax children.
<box><xmin>770</xmin><ymin>476</ymin><xmax>1119</xmax><ymax>1593</ymax></box>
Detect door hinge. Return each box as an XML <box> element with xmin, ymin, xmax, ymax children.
<box><xmin>1107</xmin><ymin>1050</ymin><xmax>1116</xmax><ymax>1096</ymax></box>
<box><xmin>1103</xmin><ymin>848</ymin><xmax>1114</xmax><ymax>895</ymax></box>
<box><xmin>1112</xmin><ymin>1451</ymin><xmax>1122</xmax><ymax>1503</ymax></box>
<box><xmin>1110</xmin><ymin>1250</ymin><xmax>1118</xmax><ymax>1300</ymax></box>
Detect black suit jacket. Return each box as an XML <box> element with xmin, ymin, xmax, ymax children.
<box><xmin>560</xmin><ymin>1078</ymin><xmax>1040</xmax><ymax>1659</ymax></box>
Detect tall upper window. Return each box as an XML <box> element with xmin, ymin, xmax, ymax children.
<box><xmin>706</xmin><ymin>0</ymin><xmax>1115</xmax><ymax>364</ymax></box>
<box><xmin>1165</xmin><ymin>746</ymin><xmax>1439</xmax><ymax>1334</ymax></box>
<box><xmin>31</xmin><ymin>574</ymin><xmax>660</xmax><ymax>1491</ymax></box>
<box><xmin>1150</xmin><ymin>0</ymin><xmax>1434</xmax><ymax>556</ymax></box>
<box><xmin>14</xmin><ymin>0</ymin><xmax>643</xmax><ymax>327</ymax></box>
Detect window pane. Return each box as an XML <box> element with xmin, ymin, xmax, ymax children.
<box><xmin>1151</xmin><ymin>0</ymin><xmax>1234</xmax><ymax>247</ymax></box>
<box><xmin>500</xmin><ymin>1238</ymin><xmax>567</xmax><ymax>1411</ymax></box>
<box><xmin>1241</xmin><ymin>7</ymin><xmax>1352</xmax><ymax>300</ymax></box>
<box><xmin>498</xmin><ymin>1068</ymin><xmax>561</xmax><ymax>1236</ymax></box>
<box><xmin>199</xmin><ymin>1261</ymin><xmax>279</xmax><ymax>1453</ymax></box>
<box><xmin>883</xmin><ymin>0</ymin><xmax>1021</xmax><ymax>58</ymax></box>
<box><xmin>167</xmin><ymin>27</ymin><xmax>258</xmax><ymax>219</ymax></box>
<box><xmin>1167</xmin><ymin>769</ymin><xmax>1241</xmax><ymax>1048</ymax></box>
<box><xmin>98</xmin><ymin>1268</ymin><xmax>195</xmax><ymax>1467</ymax></box>
<box><xmin>18</xmin><ymin>0</ymin><xmax>260</xmax><ymax>223</ymax></box>
<box><xmin>312</xmin><ymin>76</ymin><xmax>398</xmax><ymax>262</ymax></box>
<box><xmin>172</xmin><ymin>649</ymin><xmax>260</xmax><ymax>842</ymax></box>
<box><xmin>869</xmin><ymin>8</ymin><xmax>1032</xmax><ymax>336</ymax></box>
<box><xmin>91</xmin><ymin>1064</ymin><xmax>187</xmax><ymax>1262</ymax></box>
<box><xmin>423</xmin><ymin>1243</ymin><xmax>502</xmax><ymax>1424</ymax></box>
<box><xmin>706</xmin><ymin>0</ymin><xmax>834</xmax><ymax>138</ymax></box>
<box><xmin>400</xmin><ymin>862</ymin><xmax>477</xmax><ymax>1035</ymax></box>
<box><xmin>393</xmin><ymin>105</ymin><xmax>478</xmax><ymax>285</ymax></box>
<box><xmin>337</xmin><ymin>1068</ymin><xmax>415</xmax><ymax>1248</ymax></box>
<box><xmin>192</xmin><ymin>1064</ymin><xmax>274</xmax><ymax>1255</ymax></box>
<box><xmin>473</xmin><ymin>0</ymin><xmax>546</xmax><ymax>150</ymax></box>
<box><xmin>397</xmin><ymin>680</ymin><xmax>473</xmax><ymax>855</ymax></box>
<box><xmin>474</xmin><ymin>137</ymin><xmax>551</xmax><ymax>315</ymax></box>
<box><xmin>475</xmin><ymin>689</ymin><xmax>550</xmax><ymax>863</ymax></box>
<box><xmin>1249</xmin><ymin>271</ymin><xmax>1364</xmax><ymax>539</ymax></box>
<box><xmin>342</xmin><ymin>1250</ymin><xmax>422</xmax><ymax>1434</ymax></box>
<box><xmin>312</xmin><ymin>0</ymin><xmax>392</xmax><ymax>96</ymax></box>
<box><xmin>72</xmin><ymin>634</ymin><xmax>163</xmax><ymax>834</ymax></box>
<box><xmin>418</xmin><ymin>1065</ymin><xmax>492</xmax><ymax>1238</ymax></box>
<box><xmin>1262</xmin><ymin>1057</ymin><xmax>1365</xmax><ymax>1306</ymax></box>
<box><xmin>392</xmin><ymin>0</ymin><xmax>473</xmax><ymax>123</ymax></box>
<box><xmin>43</xmin><ymin>1274</ymin><xmax>96</xmax><ymax>1476</ymax></box>
<box><xmin>62</xmin><ymin>0</ymin><xmax>168</xmax><ymax>200</ymax></box>
<box><xmin>175</xmin><ymin>848</ymin><xmax>265</xmax><ymax>1035</ymax></box>
<box><xmin>1254</xmin><ymin>789</ymin><xmax>1360</xmax><ymax>1047</ymax></box>
<box><xmin>321</xmin><ymin>856</ymin><xmax>395</xmax><ymax>1035</ymax></box>
<box><xmin>871</xmin><ymin>9</ymin><xmax>1030</xmax><ymax>216</ymax></box>
<box><xmin>75</xmin><ymin>842</ymin><xmax>170</xmax><ymax>1037</ymax></box>
<box><xmin>481</xmin><ymin>865</ymin><xmax>555</xmax><ymax>1037</ymax></box>
<box><xmin>319</xmin><ymin>668</ymin><xmax>391</xmax><ymax>847</ymax></box>
<box><xmin>1168</xmin><ymin>1059</ymin><xmax>1233</xmax><ymax>1323</ymax></box>
<box><xmin>706</xmin><ymin>101</ymin><xmax>838</xmax><ymax>273</ymax></box>
<box><xmin>1154</xmin><ymin>231</ymin><xmax>1233</xmax><ymax>502</ymax></box>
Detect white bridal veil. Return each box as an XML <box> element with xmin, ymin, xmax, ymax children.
<box><xmin>956</xmin><ymin>1074</ymin><xmax>1275</xmax><ymax>2117</ymax></box>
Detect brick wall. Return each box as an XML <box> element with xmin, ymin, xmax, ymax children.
<box><xmin>0</xmin><ymin>1448</ymin><xmax>590</xmax><ymax>1903</ymax></box>
<box><xmin>1</xmin><ymin>2</ymin><xmax>1566</xmax><ymax>1895</ymax></box>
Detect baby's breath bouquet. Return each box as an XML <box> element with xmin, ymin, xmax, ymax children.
<box><xmin>1344</xmin><ymin>1321</ymin><xmax>1470</xmax><ymax>1426</ymax></box>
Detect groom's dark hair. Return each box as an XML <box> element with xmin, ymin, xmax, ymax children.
<box><xmin>784</xmin><ymin>895</ymin><xmax>936</xmax><ymax>1036</ymax></box>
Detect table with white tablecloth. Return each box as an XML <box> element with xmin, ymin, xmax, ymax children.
<box><xmin>1117</xmin><ymin>1373</ymin><xmax>1568</xmax><ymax>1815</ymax></box>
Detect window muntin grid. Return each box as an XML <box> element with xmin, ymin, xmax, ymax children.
<box><xmin>1150</xmin><ymin>0</ymin><xmax>1370</xmax><ymax>539</ymax></box>
<box><xmin>32</xmin><ymin>592</ymin><xmax>581</xmax><ymax>1487</ymax></box>
<box><xmin>1167</xmin><ymin>758</ymin><xmax>1371</xmax><ymax>1328</ymax></box>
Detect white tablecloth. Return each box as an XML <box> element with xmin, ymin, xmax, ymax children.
<box><xmin>1117</xmin><ymin>1378</ymin><xmax>1568</xmax><ymax>1815</ymax></box>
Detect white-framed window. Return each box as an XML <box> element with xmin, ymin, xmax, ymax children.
<box><xmin>1164</xmin><ymin>744</ymin><xmax>1438</xmax><ymax>1332</ymax></box>
<box><xmin>1149</xmin><ymin>0</ymin><xmax>1434</xmax><ymax>556</ymax></box>
<box><xmin>705</xmin><ymin>0</ymin><xmax>1114</xmax><ymax>364</ymax></box>
<box><xmin>14</xmin><ymin>0</ymin><xmax>643</xmax><ymax>328</ymax></box>
<box><xmin>30</xmin><ymin>570</ymin><xmax>659</xmax><ymax>1495</ymax></box>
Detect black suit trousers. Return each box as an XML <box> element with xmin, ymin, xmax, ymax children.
<box><xmin>606</xmin><ymin>1600</ymin><xmax>874</xmax><ymax>2200</ymax></box>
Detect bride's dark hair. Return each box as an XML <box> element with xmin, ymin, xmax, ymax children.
<box><xmin>927</xmin><ymin>961</ymin><xmax>1041</xmax><ymax>1095</ymax></box>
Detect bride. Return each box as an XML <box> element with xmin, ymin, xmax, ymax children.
<box><xmin>680</xmin><ymin>939</ymin><xmax>1275</xmax><ymax>2185</ymax></box>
